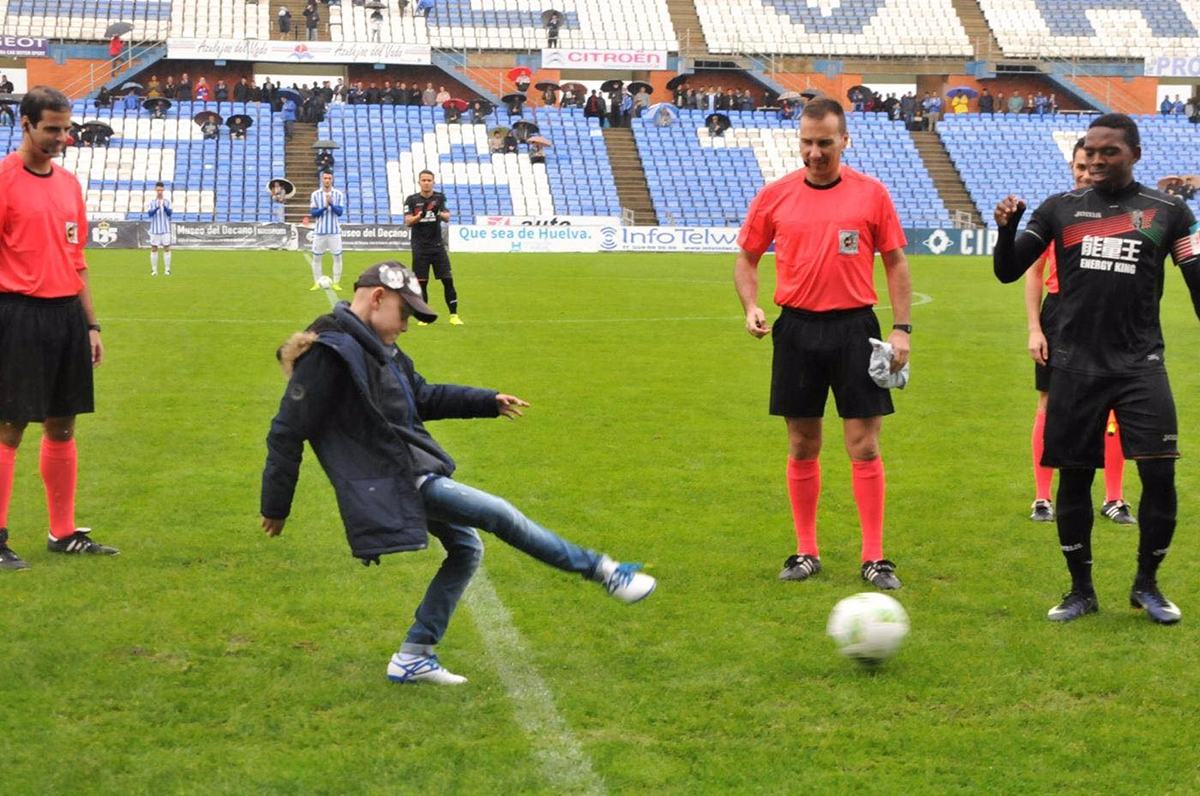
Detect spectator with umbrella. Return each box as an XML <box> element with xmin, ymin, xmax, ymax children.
<box><xmin>95</xmin><ymin>86</ymin><xmax>112</xmax><ymax>109</ymax></box>
<box><xmin>267</xmin><ymin>178</ymin><xmax>294</xmax><ymax>222</ymax></box>
<box><xmin>315</xmin><ymin>148</ymin><xmax>335</xmax><ymax>178</ymax></box>
<box><xmin>469</xmin><ymin>98</ymin><xmax>493</xmax><ymax>123</ymax></box>
<box><xmin>508</xmin><ymin>66</ymin><xmax>532</xmax><ymax>93</ymax></box>
<box><xmin>108</xmin><ymin>33</ymin><xmax>123</xmax><ymax>76</ymax></box>
<box><xmin>648</xmin><ymin>102</ymin><xmax>676</xmax><ymax>127</ymax></box>
<box><xmin>527</xmin><ymin>135</ymin><xmax>551</xmax><ymax>165</ymax></box>
<box><xmin>537</xmin><ymin>81</ymin><xmax>559</xmax><ymax>107</ymax></box>
<box><xmin>278</xmin><ymin>5</ymin><xmax>292</xmax><ymax>36</ymax></box>
<box><xmin>443</xmin><ymin>98</ymin><xmax>467</xmax><ymax>124</ymax></box>
<box><xmin>947</xmin><ymin>86</ymin><xmax>976</xmax><ymax>114</ymax></box>
<box><xmin>197</xmin><ymin>111</ymin><xmax>220</xmax><ymax>140</ymax></box>
<box><xmin>706</xmin><ymin>112</ymin><xmax>730</xmax><ymax>138</ymax></box>
<box><xmin>143</xmin><ymin>97</ymin><xmax>171</xmax><ymax>120</ymax></box>
<box><xmin>501</xmin><ymin>92</ymin><xmax>527</xmax><ymax>117</ymax></box>
<box><xmin>545</xmin><ymin>10</ymin><xmax>562</xmax><ymax>47</ymax></box>
<box><xmin>227</xmin><ymin>113</ymin><xmax>253</xmax><ymax>140</ymax></box>
<box><xmin>629</xmin><ymin>81</ymin><xmax>652</xmax><ymax>117</ymax></box>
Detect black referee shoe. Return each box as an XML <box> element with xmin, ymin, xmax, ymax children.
<box><xmin>0</xmin><ymin>528</ymin><xmax>29</xmax><ymax>571</ymax></box>
<box><xmin>778</xmin><ymin>554</ymin><xmax>821</xmax><ymax>581</ymax></box>
<box><xmin>1047</xmin><ymin>590</ymin><xmax>1098</xmax><ymax>622</ymax></box>
<box><xmin>47</xmin><ymin>528</ymin><xmax>119</xmax><ymax>556</ymax></box>
<box><xmin>861</xmin><ymin>559</ymin><xmax>902</xmax><ymax>590</ymax></box>
<box><xmin>1130</xmin><ymin>582</ymin><xmax>1181</xmax><ymax>625</ymax></box>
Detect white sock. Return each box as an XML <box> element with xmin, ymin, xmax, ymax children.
<box><xmin>332</xmin><ymin>254</ymin><xmax>343</xmax><ymax>285</ymax></box>
<box><xmin>164</xmin><ymin>251</ymin><xmax>172</xmax><ymax>272</ymax></box>
<box><xmin>150</xmin><ymin>250</ymin><xmax>158</xmax><ymax>272</ymax></box>
<box><xmin>311</xmin><ymin>254</ymin><xmax>323</xmax><ymax>282</ymax></box>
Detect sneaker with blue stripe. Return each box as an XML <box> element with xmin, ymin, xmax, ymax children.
<box><xmin>387</xmin><ymin>653</ymin><xmax>467</xmax><ymax>685</ymax></box>
<box><xmin>594</xmin><ymin>556</ymin><xmax>656</xmax><ymax>603</ymax></box>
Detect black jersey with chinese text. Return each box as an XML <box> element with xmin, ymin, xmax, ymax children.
<box><xmin>404</xmin><ymin>192</ymin><xmax>448</xmax><ymax>248</ymax></box>
<box><xmin>1022</xmin><ymin>182</ymin><xmax>1200</xmax><ymax>376</ymax></box>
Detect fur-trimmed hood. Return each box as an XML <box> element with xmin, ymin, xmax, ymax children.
<box><xmin>277</xmin><ymin>330</ymin><xmax>318</xmax><ymax>377</ymax></box>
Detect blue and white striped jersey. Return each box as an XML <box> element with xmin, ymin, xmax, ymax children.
<box><xmin>310</xmin><ymin>188</ymin><xmax>346</xmax><ymax>235</ymax></box>
<box><xmin>146</xmin><ymin>197</ymin><xmax>172</xmax><ymax>235</ymax></box>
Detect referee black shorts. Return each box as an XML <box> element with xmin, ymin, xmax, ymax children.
<box><xmin>770</xmin><ymin>306</ymin><xmax>894</xmax><ymax>420</ymax></box>
<box><xmin>411</xmin><ymin>245</ymin><xmax>452</xmax><ymax>280</ymax></box>
<box><xmin>0</xmin><ymin>294</ymin><xmax>95</xmax><ymax>424</ymax></box>
<box><xmin>1034</xmin><ymin>294</ymin><xmax>1059</xmax><ymax>393</ymax></box>
<box><xmin>1043</xmin><ymin>368</ymin><xmax>1177</xmax><ymax>469</ymax></box>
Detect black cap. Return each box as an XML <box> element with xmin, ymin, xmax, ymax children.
<box><xmin>353</xmin><ymin>262</ymin><xmax>438</xmax><ymax>323</ymax></box>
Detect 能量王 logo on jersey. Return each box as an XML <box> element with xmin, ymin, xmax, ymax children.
<box><xmin>1080</xmin><ymin>235</ymin><xmax>1141</xmax><ymax>275</ymax></box>
<box><xmin>923</xmin><ymin>229</ymin><xmax>952</xmax><ymax>255</ymax></box>
<box><xmin>65</xmin><ymin>222</ymin><xmax>78</xmax><ymax>245</ymax></box>
<box><xmin>838</xmin><ymin>230</ymin><xmax>860</xmax><ymax>255</ymax></box>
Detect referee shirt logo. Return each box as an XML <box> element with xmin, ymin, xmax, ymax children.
<box><xmin>838</xmin><ymin>230</ymin><xmax>860</xmax><ymax>255</ymax></box>
<box><xmin>65</xmin><ymin>222</ymin><xmax>78</xmax><ymax>245</ymax></box>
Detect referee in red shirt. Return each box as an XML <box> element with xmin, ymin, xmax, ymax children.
<box><xmin>0</xmin><ymin>86</ymin><xmax>118</xmax><ymax>571</ymax></box>
<box><xmin>735</xmin><ymin>98</ymin><xmax>912</xmax><ymax>590</ymax></box>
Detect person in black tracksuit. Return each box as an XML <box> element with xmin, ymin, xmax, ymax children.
<box><xmin>404</xmin><ymin>170</ymin><xmax>461</xmax><ymax>324</ymax></box>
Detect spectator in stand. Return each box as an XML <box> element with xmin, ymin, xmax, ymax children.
<box><xmin>979</xmin><ymin>88</ymin><xmax>994</xmax><ymax>116</ymax></box>
<box><xmin>899</xmin><ymin>92</ymin><xmax>914</xmax><ymax>126</ymax></box>
<box><xmin>195</xmin><ymin>77</ymin><xmax>211</xmax><ymax>102</ymax></box>
<box><xmin>319</xmin><ymin>81</ymin><xmax>334</xmax><ymax>104</ymax></box>
<box><xmin>407</xmin><ymin>83</ymin><xmax>422</xmax><ymax>105</ymax></box>
<box><xmin>201</xmin><ymin>118</ymin><xmax>219</xmax><ymax>140</ymax></box>
<box><xmin>633</xmin><ymin>85</ymin><xmax>651</xmax><ymax>117</ymax></box>
<box><xmin>422</xmin><ymin>82</ymin><xmax>437</xmax><ymax>106</ymax></box>
<box><xmin>529</xmin><ymin>141</ymin><xmax>546</xmax><ymax>165</ymax></box>
<box><xmin>304</xmin><ymin>2</ymin><xmax>319</xmax><ymax>41</ymax></box>
<box><xmin>541</xmin><ymin>83</ymin><xmax>557</xmax><ymax>107</ymax></box>
<box><xmin>779</xmin><ymin>99</ymin><xmax>796</xmax><ymax>121</ymax></box>
<box><xmin>654</xmin><ymin>104</ymin><xmax>674</xmax><ymax>127</ymax></box>
<box><xmin>178</xmin><ymin>73</ymin><xmax>193</xmax><ymax>100</ymax></box>
<box><xmin>162</xmin><ymin>76</ymin><xmax>177</xmax><ymax>99</ymax></box>
<box><xmin>109</xmin><ymin>35</ymin><xmax>123</xmax><ymax>77</ymax></box>
<box><xmin>381</xmin><ymin>81</ymin><xmax>395</xmax><ymax>104</ymax></box>
<box><xmin>547</xmin><ymin>11</ymin><xmax>561</xmax><ymax>47</ymax></box>
<box><xmin>584</xmin><ymin>90</ymin><xmax>605</xmax><ymax>125</ymax></box>
<box><xmin>269</xmin><ymin>182</ymin><xmax>288</xmax><ymax>222</ymax></box>
<box><xmin>1007</xmin><ymin>92</ymin><xmax>1024</xmax><ymax>114</ymax></box>
<box><xmin>949</xmin><ymin>92</ymin><xmax>968</xmax><ymax>114</ymax></box>
<box><xmin>417</xmin><ymin>0</ymin><xmax>434</xmax><ymax>18</ymax></box>
<box><xmin>0</xmin><ymin>74</ymin><xmax>13</xmax><ymax>94</ymax></box>
<box><xmin>279</xmin><ymin>6</ymin><xmax>292</xmax><ymax>36</ymax></box>
<box><xmin>996</xmin><ymin>91</ymin><xmax>1006</xmax><ymax>114</ymax></box>
<box><xmin>436</xmin><ymin>85</ymin><xmax>451</xmax><ymax>106</ymax></box>
<box><xmin>923</xmin><ymin>92</ymin><xmax>942</xmax><ymax>130</ymax></box>
<box><xmin>369</xmin><ymin>10</ymin><xmax>383</xmax><ymax>42</ymax></box>
<box><xmin>1049</xmin><ymin>93</ymin><xmax>1059</xmax><ymax>115</ymax></box>
<box><xmin>619</xmin><ymin>89</ymin><xmax>633</xmax><ymax>127</ymax></box>
<box><xmin>315</xmin><ymin>149</ymin><xmax>335</xmax><ymax>179</ymax></box>
<box><xmin>501</xmin><ymin>131</ymin><xmax>517</xmax><ymax>153</ymax></box>
<box><xmin>741</xmin><ymin>90</ymin><xmax>756</xmax><ymax>112</ymax></box>
<box><xmin>1174</xmin><ymin>95</ymin><xmax>1186</xmax><ymax>115</ymax></box>
<box><xmin>233</xmin><ymin>77</ymin><xmax>249</xmax><ymax>103</ymax></box>
<box><xmin>95</xmin><ymin>86</ymin><xmax>112</xmax><ymax>108</ymax></box>
<box><xmin>333</xmin><ymin>78</ymin><xmax>346</xmax><ymax>103</ymax></box>
<box><xmin>282</xmin><ymin>95</ymin><xmax>297</xmax><ymax>141</ymax></box>
<box><xmin>365</xmin><ymin>82</ymin><xmax>382</xmax><ymax>104</ymax></box>
<box><xmin>214</xmin><ymin>80</ymin><xmax>229</xmax><ymax>102</ymax></box>
<box><xmin>1034</xmin><ymin>91</ymin><xmax>1048</xmax><ymax>118</ymax></box>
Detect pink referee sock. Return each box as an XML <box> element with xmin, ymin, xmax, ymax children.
<box><xmin>40</xmin><ymin>438</ymin><xmax>77</xmax><ymax>540</ymax></box>
<box><xmin>786</xmin><ymin>457</ymin><xmax>820</xmax><ymax>557</ymax></box>
<box><xmin>852</xmin><ymin>458</ymin><xmax>886</xmax><ymax>562</ymax></box>
<box><xmin>0</xmin><ymin>443</ymin><xmax>16</xmax><ymax>529</ymax></box>
<box><xmin>1032</xmin><ymin>409</ymin><xmax>1054</xmax><ymax>502</ymax></box>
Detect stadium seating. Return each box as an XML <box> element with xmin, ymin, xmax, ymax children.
<box><xmin>0</xmin><ymin>99</ymin><xmax>284</xmax><ymax>222</ymax></box>
<box><xmin>169</xmin><ymin>0</ymin><xmax>269</xmax><ymax>40</ymax></box>
<box><xmin>329</xmin><ymin>2</ymin><xmax>430</xmax><ymax>44</ymax></box>
<box><xmin>321</xmin><ymin>103</ymin><xmax>619</xmax><ymax>223</ymax></box>
<box><xmin>938</xmin><ymin>113</ymin><xmax>1200</xmax><ymax>227</ymax></box>
<box><xmin>979</xmin><ymin>0</ymin><xmax>1200</xmax><ymax>59</ymax></box>
<box><xmin>634</xmin><ymin>110</ymin><xmax>953</xmax><ymax>228</ymax></box>
<box><xmin>0</xmin><ymin>0</ymin><xmax>173</xmax><ymax>41</ymax></box>
<box><xmin>424</xmin><ymin>0</ymin><xmax>677</xmax><ymax>51</ymax></box>
<box><xmin>695</xmin><ymin>0</ymin><xmax>971</xmax><ymax>57</ymax></box>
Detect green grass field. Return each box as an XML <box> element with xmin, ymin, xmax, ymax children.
<box><xmin>4</xmin><ymin>249</ymin><xmax>1200</xmax><ymax>794</ymax></box>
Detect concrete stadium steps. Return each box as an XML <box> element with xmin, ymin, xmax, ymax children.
<box><xmin>602</xmin><ymin>128</ymin><xmax>658</xmax><ymax>226</ymax></box>
<box><xmin>949</xmin><ymin>0</ymin><xmax>1003</xmax><ymax>61</ymax></box>
<box><xmin>667</xmin><ymin>0</ymin><xmax>709</xmax><ymax>56</ymax></box>
<box><xmin>275</xmin><ymin>0</ymin><xmax>329</xmax><ymax>41</ymax></box>
<box><xmin>284</xmin><ymin>122</ymin><xmax>322</xmax><ymax>223</ymax></box>
<box><xmin>910</xmin><ymin>129</ymin><xmax>983</xmax><ymax>227</ymax></box>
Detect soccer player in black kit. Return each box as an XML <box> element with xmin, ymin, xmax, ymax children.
<box><xmin>404</xmin><ymin>170</ymin><xmax>462</xmax><ymax>325</ymax></box>
<box><xmin>994</xmin><ymin>114</ymin><xmax>1200</xmax><ymax>625</ymax></box>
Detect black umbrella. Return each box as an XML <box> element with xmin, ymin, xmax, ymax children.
<box><xmin>628</xmin><ymin>81</ymin><xmax>653</xmax><ymax>95</ymax></box>
<box><xmin>535</xmin><ymin>81</ymin><xmax>560</xmax><ymax>92</ymax></box>
<box><xmin>799</xmin><ymin>87</ymin><xmax>825</xmax><ymax>100</ymax></box>
<box><xmin>365</xmin><ymin>0</ymin><xmax>386</xmax><ymax>6</ymax></box>
<box><xmin>846</xmin><ymin>84</ymin><xmax>871</xmax><ymax>101</ymax></box>
<box><xmin>601</xmin><ymin>79</ymin><xmax>624</xmax><ymax>94</ymax></box>
<box><xmin>541</xmin><ymin>9</ymin><xmax>562</xmax><ymax>24</ymax></box>
<box><xmin>105</xmin><ymin>22</ymin><xmax>133</xmax><ymax>38</ymax></box>
<box><xmin>469</xmin><ymin>99</ymin><xmax>495</xmax><ymax>117</ymax></box>
<box><xmin>311</xmin><ymin>139</ymin><xmax>340</xmax><ymax>150</ymax></box>
<box><xmin>501</xmin><ymin>92</ymin><xmax>528</xmax><ymax>105</ymax></box>
<box><xmin>82</xmin><ymin>121</ymin><xmax>115</xmax><ymax>136</ymax></box>
<box><xmin>226</xmin><ymin>114</ymin><xmax>253</xmax><ymax>129</ymax></box>
<box><xmin>705</xmin><ymin>113</ymin><xmax>730</xmax><ymax>130</ymax></box>
<box><xmin>268</xmin><ymin>178</ymin><xmax>296</xmax><ymax>198</ymax></box>
<box><xmin>666</xmin><ymin>74</ymin><xmax>692</xmax><ymax>91</ymax></box>
<box><xmin>559</xmin><ymin>82</ymin><xmax>586</xmax><ymax>96</ymax></box>
<box><xmin>277</xmin><ymin>88</ymin><xmax>302</xmax><ymax>104</ymax></box>
<box><xmin>489</xmin><ymin>126</ymin><xmax>510</xmax><ymax>137</ymax></box>
<box><xmin>193</xmin><ymin>110</ymin><xmax>222</xmax><ymax>125</ymax></box>
<box><xmin>512</xmin><ymin>121</ymin><xmax>539</xmax><ymax>141</ymax></box>
<box><xmin>142</xmin><ymin>98</ymin><xmax>172</xmax><ymax>113</ymax></box>
<box><xmin>118</xmin><ymin>81</ymin><xmax>143</xmax><ymax>94</ymax></box>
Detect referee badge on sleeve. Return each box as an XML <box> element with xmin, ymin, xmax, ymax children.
<box><xmin>838</xmin><ymin>230</ymin><xmax>860</xmax><ymax>255</ymax></box>
<box><xmin>65</xmin><ymin>222</ymin><xmax>79</xmax><ymax>245</ymax></box>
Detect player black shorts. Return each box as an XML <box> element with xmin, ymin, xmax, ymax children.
<box><xmin>1034</xmin><ymin>293</ymin><xmax>1059</xmax><ymax>393</ymax></box>
<box><xmin>0</xmin><ymin>293</ymin><xmax>94</xmax><ymax>423</ymax></box>
<box><xmin>410</xmin><ymin>245</ymin><xmax>452</xmax><ymax>280</ymax></box>
<box><xmin>1043</xmin><ymin>368</ymin><xmax>1177</xmax><ymax>469</ymax></box>
<box><xmin>770</xmin><ymin>306</ymin><xmax>894</xmax><ymax>419</ymax></box>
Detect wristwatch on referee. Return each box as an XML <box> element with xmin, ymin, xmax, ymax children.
<box><xmin>892</xmin><ymin>323</ymin><xmax>912</xmax><ymax>334</ymax></box>
<box><xmin>88</xmin><ymin>323</ymin><xmax>102</xmax><ymax>333</ymax></box>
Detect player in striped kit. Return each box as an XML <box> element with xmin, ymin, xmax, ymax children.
<box><xmin>309</xmin><ymin>170</ymin><xmax>345</xmax><ymax>291</ymax></box>
<box><xmin>146</xmin><ymin>181</ymin><xmax>173</xmax><ymax>276</ymax></box>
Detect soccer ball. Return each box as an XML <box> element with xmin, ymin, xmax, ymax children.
<box><xmin>826</xmin><ymin>592</ymin><xmax>909</xmax><ymax>665</ymax></box>
<box><xmin>317</xmin><ymin>276</ymin><xmax>333</xmax><ymax>289</ymax></box>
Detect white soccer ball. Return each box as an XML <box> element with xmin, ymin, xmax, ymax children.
<box><xmin>317</xmin><ymin>276</ymin><xmax>333</xmax><ymax>289</ymax></box>
<box><xmin>827</xmin><ymin>592</ymin><xmax>909</xmax><ymax>665</ymax></box>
